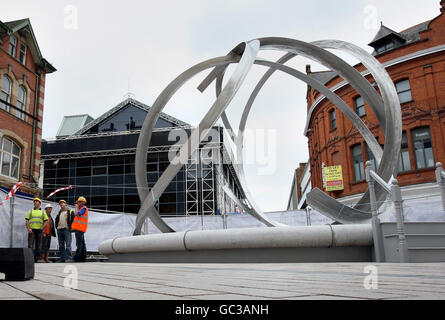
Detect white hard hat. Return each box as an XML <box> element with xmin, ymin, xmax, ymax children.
<box><xmin>45</xmin><ymin>204</ymin><xmax>53</xmax><ymax>209</ymax></box>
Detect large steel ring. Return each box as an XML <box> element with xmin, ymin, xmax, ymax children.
<box><xmin>134</xmin><ymin>37</ymin><xmax>402</xmax><ymax>234</ymax></box>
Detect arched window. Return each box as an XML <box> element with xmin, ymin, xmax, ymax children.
<box><xmin>395</xmin><ymin>79</ymin><xmax>412</xmax><ymax>104</ymax></box>
<box><xmin>0</xmin><ymin>136</ymin><xmax>21</xmax><ymax>180</ymax></box>
<box><xmin>17</xmin><ymin>86</ymin><xmax>26</xmax><ymax>120</ymax></box>
<box><xmin>1</xmin><ymin>75</ymin><xmax>12</xmax><ymax>112</ymax></box>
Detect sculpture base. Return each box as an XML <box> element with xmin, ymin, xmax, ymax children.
<box><xmin>0</xmin><ymin>248</ymin><xmax>35</xmax><ymax>281</ymax></box>
<box><xmin>104</xmin><ymin>246</ymin><xmax>372</xmax><ymax>263</ymax></box>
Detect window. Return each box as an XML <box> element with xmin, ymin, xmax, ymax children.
<box><xmin>366</xmin><ymin>144</ymin><xmax>380</xmax><ymax>170</ymax></box>
<box><xmin>398</xmin><ymin>131</ymin><xmax>411</xmax><ymax>172</ymax></box>
<box><xmin>1</xmin><ymin>75</ymin><xmax>12</xmax><ymax>112</ymax></box>
<box><xmin>329</xmin><ymin>109</ymin><xmax>336</xmax><ymax>129</ymax></box>
<box><xmin>9</xmin><ymin>36</ymin><xmax>17</xmax><ymax>57</ymax></box>
<box><xmin>19</xmin><ymin>43</ymin><xmax>26</xmax><ymax>65</ymax></box>
<box><xmin>354</xmin><ymin>96</ymin><xmax>366</xmax><ymax>117</ymax></box>
<box><xmin>412</xmin><ymin>127</ymin><xmax>434</xmax><ymax>169</ymax></box>
<box><xmin>351</xmin><ymin>144</ymin><xmax>365</xmax><ymax>182</ymax></box>
<box><xmin>396</xmin><ymin>79</ymin><xmax>412</xmax><ymax>104</ymax></box>
<box><xmin>0</xmin><ymin>137</ymin><xmax>20</xmax><ymax>179</ymax></box>
<box><xmin>376</xmin><ymin>41</ymin><xmax>396</xmax><ymax>54</ymax></box>
<box><xmin>17</xmin><ymin>86</ymin><xmax>26</xmax><ymax>120</ymax></box>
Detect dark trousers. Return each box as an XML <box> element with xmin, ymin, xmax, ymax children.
<box><xmin>28</xmin><ymin>229</ymin><xmax>42</xmax><ymax>262</ymax></box>
<box><xmin>41</xmin><ymin>234</ymin><xmax>52</xmax><ymax>255</ymax></box>
<box><xmin>73</xmin><ymin>230</ymin><xmax>87</xmax><ymax>262</ymax></box>
<box><xmin>57</xmin><ymin>229</ymin><xmax>73</xmax><ymax>261</ymax></box>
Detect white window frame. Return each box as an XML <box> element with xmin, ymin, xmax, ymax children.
<box><xmin>0</xmin><ymin>136</ymin><xmax>21</xmax><ymax>180</ymax></box>
<box><xmin>17</xmin><ymin>86</ymin><xmax>27</xmax><ymax>121</ymax></box>
<box><xmin>19</xmin><ymin>43</ymin><xmax>27</xmax><ymax>65</ymax></box>
<box><xmin>1</xmin><ymin>75</ymin><xmax>12</xmax><ymax>113</ymax></box>
<box><xmin>9</xmin><ymin>35</ymin><xmax>17</xmax><ymax>57</ymax></box>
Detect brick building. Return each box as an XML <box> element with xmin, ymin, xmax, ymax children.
<box><xmin>0</xmin><ymin>18</ymin><xmax>56</xmax><ymax>196</ymax></box>
<box><xmin>305</xmin><ymin>3</ymin><xmax>445</xmax><ymax>203</ymax></box>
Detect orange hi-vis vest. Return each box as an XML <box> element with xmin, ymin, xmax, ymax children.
<box><xmin>71</xmin><ymin>206</ymin><xmax>89</xmax><ymax>233</ymax></box>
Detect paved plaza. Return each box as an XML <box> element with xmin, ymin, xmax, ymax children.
<box><xmin>0</xmin><ymin>262</ymin><xmax>445</xmax><ymax>300</ymax></box>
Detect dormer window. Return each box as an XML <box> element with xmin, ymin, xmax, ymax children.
<box><xmin>9</xmin><ymin>35</ymin><xmax>17</xmax><ymax>57</ymax></box>
<box><xmin>369</xmin><ymin>24</ymin><xmax>406</xmax><ymax>55</ymax></box>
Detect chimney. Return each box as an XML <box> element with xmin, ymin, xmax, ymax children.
<box><xmin>306</xmin><ymin>64</ymin><xmax>312</xmax><ymax>75</ymax></box>
<box><xmin>441</xmin><ymin>0</ymin><xmax>445</xmax><ymax>13</ymax></box>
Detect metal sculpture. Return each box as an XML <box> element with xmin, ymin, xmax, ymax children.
<box><xmin>133</xmin><ymin>37</ymin><xmax>402</xmax><ymax>234</ymax></box>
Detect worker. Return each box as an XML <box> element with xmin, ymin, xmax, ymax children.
<box><xmin>55</xmin><ymin>200</ymin><xmax>75</xmax><ymax>262</ymax></box>
<box><xmin>25</xmin><ymin>198</ymin><xmax>48</xmax><ymax>263</ymax></box>
<box><xmin>71</xmin><ymin>196</ymin><xmax>89</xmax><ymax>262</ymax></box>
<box><xmin>40</xmin><ymin>204</ymin><xmax>56</xmax><ymax>263</ymax></box>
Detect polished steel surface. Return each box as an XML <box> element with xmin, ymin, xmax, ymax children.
<box><xmin>134</xmin><ymin>37</ymin><xmax>402</xmax><ymax>234</ymax></box>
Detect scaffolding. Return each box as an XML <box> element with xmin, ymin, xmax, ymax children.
<box><xmin>185</xmin><ymin>150</ymin><xmax>199</xmax><ymax>216</ymax></box>
<box><xmin>200</xmin><ymin>147</ymin><xmax>216</xmax><ymax>216</ymax></box>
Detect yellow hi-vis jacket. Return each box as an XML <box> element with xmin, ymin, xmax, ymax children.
<box><xmin>25</xmin><ymin>209</ymin><xmax>48</xmax><ymax>230</ymax></box>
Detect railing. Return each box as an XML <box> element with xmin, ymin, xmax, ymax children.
<box><xmin>0</xmin><ymin>99</ymin><xmax>39</xmax><ymax>126</ymax></box>
<box><xmin>366</xmin><ymin>161</ymin><xmax>409</xmax><ymax>263</ymax></box>
<box><xmin>435</xmin><ymin>162</ymin><xmax>445</xmax><ymax>215</ymax></box>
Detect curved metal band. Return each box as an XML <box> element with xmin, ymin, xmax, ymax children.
<box><xmin>206</xmin><ymin>56</ymin><xmax>383</xmax><ymax>226</ymax></box>
<box><xmin>134</xmin><ymin>41</ymin><xmax>260</xmax><ymax>235</ymax></box>
<box><xmin>203</xmin><ymin>38</ymin><xmax>392</xmax><ymax>224</ymax></box>
<box><xmin>134</xmin><ymin>37</ymin><xmax>402</xmax><ymax>233</ymax></box>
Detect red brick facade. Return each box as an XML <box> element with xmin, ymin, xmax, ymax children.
<box><xmin>306</xmin><ymin>5</ymin><xmax>445</xmax><ymax>200</ymax></box>
<box><xmin>0</xmin><ymin>19</ymin><xmax>55</xmax><ymax>196</ymax></box>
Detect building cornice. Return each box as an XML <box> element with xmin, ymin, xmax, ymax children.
<box><xmin>304</xmin><ymin>44</ymin><xmax>445</xmax><ymax>136</ymax></box>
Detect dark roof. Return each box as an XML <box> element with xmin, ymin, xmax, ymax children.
<box><xmin>369</xmin><ymin>20</ymin><xmax>431</xmax><ymax>55</ymax></box>
<box><xmin>75</xmin><ymin>98</ymin><xmax>191</xmax><ymax>135</ymax></box>
<box><xmin>4</xmin><ymin>18</ymin><xmax>29</xmax><ymax>30</ymax></box>
<box><xmin>309</xmin><ymin>70</ymin><xmax>338</xmax><ymax>85</ymax></box>
<box><xmin>400</xmin><ymin>20</ymin><xmax>430</xmax><ymax>44</ymax></box>
<box><xmin>0</xmin><ymin>18</ymin><xmax>56</xmax><ymax>73</ymax></box>
<box><xmin>368</xmin><ymin>25</ymin><xmax>406</xmax><ymax>47</ymax></box>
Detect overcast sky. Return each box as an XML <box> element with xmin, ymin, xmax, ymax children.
<box><xmin>2</xmin><ymin>0</ymin><xmax>441</xmax><ymax>212</ymax></box>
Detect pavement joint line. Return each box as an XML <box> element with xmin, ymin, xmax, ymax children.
<box><xmin>1</xmin><ymin>281</ymin><xmax>43</xmax><ymax>300</ymax></box>
<box><xmin>30</xmin><ymin>278</ymin><xmax>118</xmax><ymax>300</ymax></box>
<box><xmin>36</xmin><ymin>270</ymin><xmax>227</xmax><ymax>299</ymax></box>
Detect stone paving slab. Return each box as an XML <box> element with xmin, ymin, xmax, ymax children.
<box><xmin>0</xmin><ymin>262</ymin><xmax>444</xmax><ymax>300</ymax></box>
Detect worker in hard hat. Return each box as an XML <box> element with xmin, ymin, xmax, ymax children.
<box><xmin>25</xmin><ymin>198</ymin><xmax>48</xmax><ymax>263</ymax></box>
<box><xmin>71</xmin><ymin>197</ymin><xmax>89</xmax><ymax>262</ymax></box>
<box><xmin>40</xmin><ymin>204</ymin><xmax>56</xmax><ymax>263</ymax></box>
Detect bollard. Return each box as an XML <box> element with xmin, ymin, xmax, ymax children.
<box><xmin>390</xmin><ymin>177</ymin><xmax>409</xmax><ymax>263</ymax></box>
<box><xmin>366</xmin><ymin>161</ymin><xmax>385</xmax><ymax>262</ymax></box>
<box><xmin>306</xmin><ymin>206</ymin><xmax>312</xmax><ymax>226</ymax></box>
<box><xmin>435</xmin><ymin>162</ymin><xmax>445</xmax><ymax>214</ymax></box>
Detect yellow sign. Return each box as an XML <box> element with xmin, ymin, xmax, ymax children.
<box><xmin>324</xmin><ymin>165</ymin><xmax>344</xmax><ymax>192</ymax></box>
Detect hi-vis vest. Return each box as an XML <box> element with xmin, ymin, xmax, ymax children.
<box><xmin>27</xmin><ymin>209</ymin><xmax>46</xmax><ymax>230</ymax></box>
<box><xmin>71</xmin><ymin>207</ymin><xmax>89</xmax><ymax>233</ymax></box>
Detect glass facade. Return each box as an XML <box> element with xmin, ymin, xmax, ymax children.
<box><xmin>43</xmin><ymin>153</ymin><xmax>187</xmax><ymax>216</ymax></box>
<box><xmin>42</xmin><ymin>100</ymin><xmax>244</xmax><ymax>217</ymax></box>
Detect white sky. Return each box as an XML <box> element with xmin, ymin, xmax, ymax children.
<box><xmin>2</xmin><ymin>0</ymin><xmax>441</xmax><ymax>211</ymax></box>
